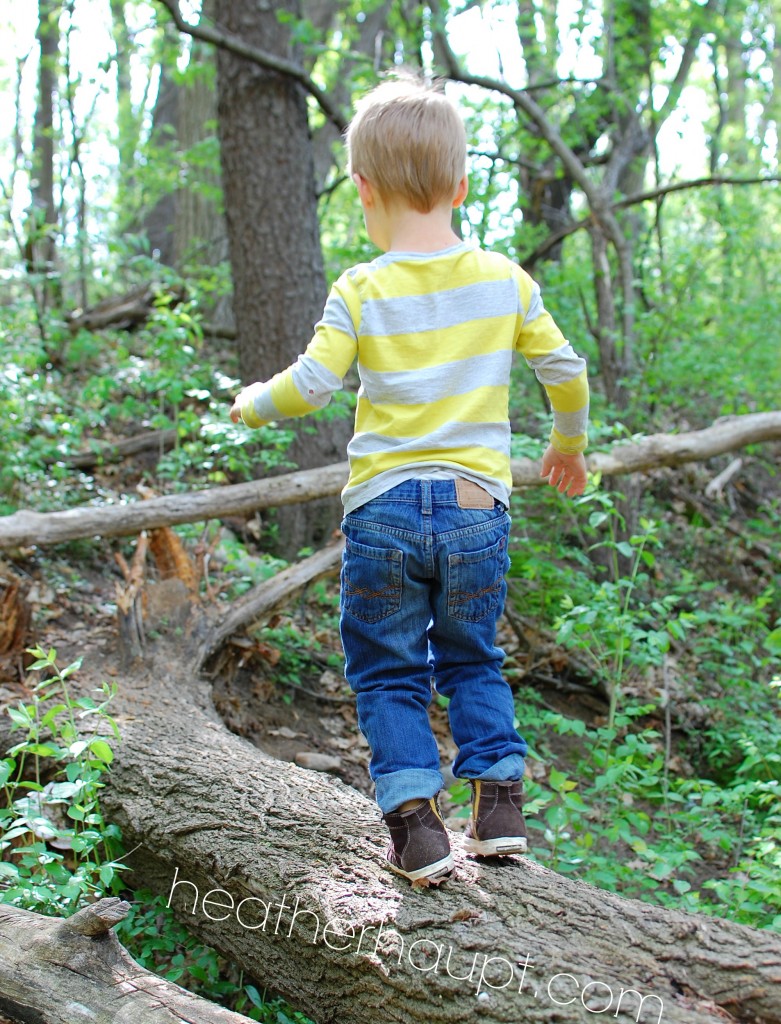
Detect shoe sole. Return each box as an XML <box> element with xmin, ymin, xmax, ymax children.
<box><xmin>462</xmin><ymin>836</ymin><xmax>527</xmax><ymax>857</ymax></box>
<box><xmin>385</xmin><ymin>852</ymin><xmax>455</xmax><ymax>883</ymax></box>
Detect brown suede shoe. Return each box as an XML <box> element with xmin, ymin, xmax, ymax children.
<box><xmin>382</xmin><ymin>797</ymin><xmax>454</xmax><ymax>882</ymax></box>
<box><xmin>462</xmin><ymin>780</ymin><xmax>528</xmax><ymax>857</ymax></box>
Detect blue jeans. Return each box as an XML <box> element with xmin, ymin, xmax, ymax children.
<box><xmin>340</xmin><ymin>479</ymin><xmax>527</xmax><ymax>814</ymax></box>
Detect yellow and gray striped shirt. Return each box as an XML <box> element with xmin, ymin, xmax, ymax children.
<box><xmin>238</xmin><ymin>242</ymin><xmax>589</xmax><ymax>513</ymax></box>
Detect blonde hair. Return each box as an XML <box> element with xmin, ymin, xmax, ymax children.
<box><xmin>346</xmin><ymin>73</ymin><xmax>466</xmax><ymax>213</ymax></box>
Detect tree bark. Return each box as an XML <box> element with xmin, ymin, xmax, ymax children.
<box><xmin>0</xmin><ymin>412</ymin><xmax>778</xmax><ymax>551</ymax></box>
<box><xmin>0</xmin><ymin>898</ymin><xmax>255</xmax><ymax>1024</ymax></box>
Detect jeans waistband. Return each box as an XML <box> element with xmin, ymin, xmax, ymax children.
<box><xmin>365</xmin><ymin>479</ymin><xmax>465</xmax><ymax>507</ymax></box>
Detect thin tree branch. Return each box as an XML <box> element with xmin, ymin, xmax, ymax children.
<box><xmin>522</xmin><ymin>175</ymin><xmax>781</xmax><ymax>267</ymax></box>
<box><xmin>614</xmin><ymin>174</ymin><xmax>781</xmax><ymax>209</ymax></box>
<box><xmin>432</xmin><ymin>20</ymin><xmax>598</xmax><ymax>206</ymax></box>
<box><xmin>155</xmin><ymin>0</ymin><xmax>348</xmax><ymax>132</ymax></box>
<box><xmin>654</xmin><ymin>0</ymin><xmax>720</xmax><ymax>131</ymax></box>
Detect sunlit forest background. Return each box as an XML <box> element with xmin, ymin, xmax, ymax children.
<box><xmin>0</xmin><ymin>0</ymin><xmax>779</xmax><ymax>1020</ymax></box>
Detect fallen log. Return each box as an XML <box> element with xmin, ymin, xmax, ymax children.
<box><xmin>586</xmin><ymin>412</ymin><xmax>781</xmax><ymax>475</ymax></box>
<box><xmin>0</xmin><ymin>462</ymin><xmax>350</xmax><ymax>550</ymax></box>
<box><xmin>95</xmin><ymin>668</ymin><xmax>779</xmax><ymax>1024</ymax></box>
<box><xmin>0</xmin><ymin>419</ymin><xmax>780</xmax><ymax>1022</ymax></box>
<box><xmin>2</xmin><ymin>640</ymin><xmax>781</xmax><ymax>1024</ymax></box>
<box><xmin>67</xmin><ymin>282</ymin><xmax>187</xmax><ymax>333</ymax></box>
<box><xmin>45</xmin><ymin>427</ymin><xmax>179</xmax><ymax>470</ymax></box>
<box><xmin>0</xmin><ymin>898</ymin><xmax>255</xmax><ymax>1024</ymax></box>
<box><xmin>0</xmin><ymin>412</ymin><xmax>779</xmax><ymax>551</ymax></box>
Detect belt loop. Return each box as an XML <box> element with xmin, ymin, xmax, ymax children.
<box><xmin>421</xmin><ymin>479</ymin><xmax>432</xmax><ymax>515</ymax></box>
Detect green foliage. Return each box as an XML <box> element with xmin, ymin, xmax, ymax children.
<box><xmin>0</xmin><ymin>647</ymin><xmax>125</xmax><ymax>914</ymax></box>
<box><xmin>490</xmin><ymin>481</ymin><xmax>781</xmax><ymax>931</ymax></box>
<box><xmin>0</xmin><ymin>287</ymin><xmax>298</xmax><ymax>515</ymax></box>
<box><xmin>253</xmin><ymin>581</ymin><xmax>342</xmax><ymax>701</ymax></box>
<box><xmin>119</xmin><ymin>890</ymin><xmax>315</xmax><ymax>1023</ymax></box>
<box><xmin>504</xmin><ymin>686</ymin><xmax>781</xmax><ymax>931</ymax></box>
<box><xmin>554</xmin><ymin>499</ymin><xmax>684</xmax><ymax>727</ymax></box>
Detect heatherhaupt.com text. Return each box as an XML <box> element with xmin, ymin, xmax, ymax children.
<box><xmin>167</xmin><ymin>868</ymin><xmax>666</xmax><ymax>1022</ymax></box>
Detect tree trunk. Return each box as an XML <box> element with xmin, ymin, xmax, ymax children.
<box><xmin>145</xmin><ymin>0</ymin><xmax>230</xmax><ymax>298</ymax></box>
<box><xmin>26</xmin><ymin>0</ymin><xmax>61</xmax><ymax>317</ymax></box>
<box><xmin>172</xmin><ymin>0</ymin><xmax>219</xmax><ymax>265</ymax></box>
<box><xmin>141</xmin><ymin>26</ymin><xmax>179</xmax><ymax>265</ymax></box>
<box><xmin>109</xmin><ymin>0</ymin><xmax>138</xmax><ymax>192</ymax></box>
<box><xmin>1</xmin><ymin>412</ymin><xmax>778</xmax><ymax>551</ymax></box>
<box><xmin>214</xmin><ymin>0</ymin><xmax>350</xmax><ymax>557</ymax></box>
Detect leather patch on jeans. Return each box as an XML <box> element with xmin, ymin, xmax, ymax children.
<box><xmin>456</xmin><ymin>479</ymin><xmax>494</xmax><ymax>509</ymax></box>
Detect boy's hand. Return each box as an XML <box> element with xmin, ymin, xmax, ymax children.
<box><xmin>229</xmin><ymin>399</ymin><xmax>242</xmax><ymax>424</ymax></box>
<box><xmin>540</xmin><ymin>445</ymin><xmax>588</xmax><ymax>497</ymax></box>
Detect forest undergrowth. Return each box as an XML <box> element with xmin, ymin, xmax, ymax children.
<box><xmin>0</xmin><ymin>277</ymin><xmax>779</xmax><ymax>1021</ymax></box>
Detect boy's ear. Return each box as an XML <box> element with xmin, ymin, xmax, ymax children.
<box><xmin>452</xmin><ymin>173</ymin><xmax>469</xmax><ymax>208</ymax></box>
<box><xmin>352</xmin><ymin>173</ymin><xmax>374</xmax><ymax>207</ymax></box>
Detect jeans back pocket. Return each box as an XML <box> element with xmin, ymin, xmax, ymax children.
<box><xmin>342</xmin><ymin>537</ymin><xmax>403</xmax><ymax>623</ymax></box>
<box><xmin>447</xmin><ymin>535</ymin><xmax>506</xmax><ymax>622</ymax></box>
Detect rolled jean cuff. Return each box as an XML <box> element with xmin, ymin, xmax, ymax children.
<box><xmin>374</xmin><ymin>768</ymin><xmax>444</xmax><ymax>815</ymax></box>
<box><xmin>470</xmin><ymin>753</ymin><xmax>526</xmax><ymax>782</ymax></box>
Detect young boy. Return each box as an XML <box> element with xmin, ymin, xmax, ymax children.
<box><xmin>230</xmin><ymin>74</ymin><xmax>589</xmax><ymax>884</ymax></box>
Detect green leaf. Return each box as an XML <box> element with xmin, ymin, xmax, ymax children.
<box><xmin>40</xmin><ymin>704</ymin><xmax>68</xmax><ymax>727</ymax></box>
<box><xmin>88</xmin><ymin>739</ymin><xmax>114</xmax><ymax>764</ymax></box>
<box><xmin>7</xmin><ymin>706</ymin><xmax>33</xmax><ymax>728</ymax></box>
<box><xmin>588</xmin><ymin>511</ymin><xmax>609</xmax><ymax>528</ymax></box>
<box><xmin>549</xmin><ymin>767</ymin><xmax>577</xmax><ymax>792</ymax></box>
<box><xmin>99</xmin><ymin>863</ymin><xmax>115</xmax><ymax>887</ymax></box>
<box><xmin>245</xmin><ymin>985</ymin><xmax>264</xmax><ymax>1009</ymax></box>
<box><xmin>60</xmin><ymin>658</ymin><xmax>84</xmax><ymax>679</ymax></box>
<box><xmin>24</xmin><ymin>744</ymin><xmax>59</xmax><ymax>757</ymax></box>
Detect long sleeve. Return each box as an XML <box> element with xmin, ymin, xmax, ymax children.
<box><xmin>513</xmin><ymin>272</ymin><xmax>589</xmax><ymax>454</ymax></box>
<box><xmin>238</xmin><ymin>276</ymin><xmax>359</xmax><ymax>428</ymax></box>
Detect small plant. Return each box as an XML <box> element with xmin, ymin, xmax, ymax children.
<box><xmin>554</xmin><ymin>503</ymin><xmax>686</xmax><ymax>729</ymax></box>
<box><xmin>120</xmin><ymin>890</ymin><xmax>316</xmax><ymax>1023</ymax></box>
<box><xmin>0</xmin><ymin>646</ymin><xmax>125</xmax><ymax>914</ymax></box>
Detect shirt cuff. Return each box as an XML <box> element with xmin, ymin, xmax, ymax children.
<box><xmin>550</xmin><ymin>427</ymin><xmax>588</xmax><ymax>454</ymax></box>
<box><xmin>238</xmin><ymin>382</ymin><xmax>273</xmax><ymax>428</ymax></box>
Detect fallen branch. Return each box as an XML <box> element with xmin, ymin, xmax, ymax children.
<box><xmin>0</xmin><ymin>412</ymin><xmax>779</xmax><ymax>551</ymax></box>
<box><xmin>195</xmin><ymin>538</ymin><xmax>344</xmax><ymax>667</ymax></box>
<box><xmin>585</xmin><ymin>413</ymin><xmax>781</xmax><ymax>475</ymax></box>
<box><xmin>0</xmin><ymin>462</ymin><xmax>350</xmax><ymax>550</ymax></box>
<box><xmin>705</xmin><ymin>457</ymin><xmax>743</xmax><ymax>500</ymax></box>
